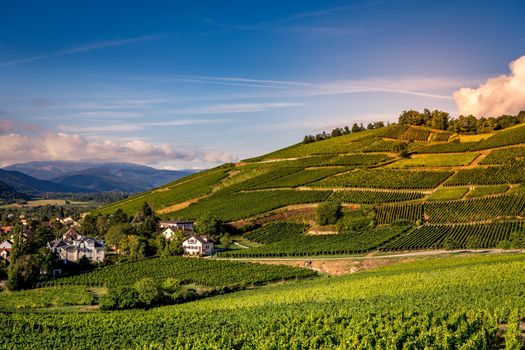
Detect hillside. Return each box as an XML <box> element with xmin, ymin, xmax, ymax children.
<box><xmin>99</xmin><ymin>122</ymin><xmax>525</xmax><ymax>254</ymax></box>
<box><xmin>3</xmin><ymin>254</ymin><xmax>525</xmax><ymax>348</ymax></box>
<box><xmin>4</xmin><ymin>161</ymin><xmax>197</xmax><ymax>193</ymax></box>
<box><xmin>0</xmin><ymin>169</ymin><xmax>84</xmax><ymax>195</ymax></box>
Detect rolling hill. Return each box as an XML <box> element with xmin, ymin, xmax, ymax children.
<box><xmin>3</xmin><ymin>161</ymin><xmax>197</xmax><ymax>193</ymax></box>
<box><xmin>98</xmin><ymin>122</ymin><xmax>525</xmax><ymax>254</ymax></box>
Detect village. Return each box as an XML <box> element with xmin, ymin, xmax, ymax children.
<box><xmin>0</xmin><ymin>207</ymin><xmax>217</xmax><ymax>281</ymax></box>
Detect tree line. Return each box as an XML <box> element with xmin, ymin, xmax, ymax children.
<box><xmin>398</xmin><ymin>108</ymin><xmax>525</xmax><ymax>133</ymax></box>
<box><xmin>302</xmin><ymin>122</ymin><xmax>387</xmax><ymax>144</ymax></box>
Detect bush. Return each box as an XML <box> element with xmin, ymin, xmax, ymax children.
<box><xmin>100</xmin><ymin>286</ymin><xmax>140</xmax><ymax>310</ymax></box>
<box><xmin>315</xmin><ymin>201</ymin><xmax>342</xmax><ymax>226</ymax></box>
<box><xmin>134</xmin><ymin>277</ymin><xmax>162</xmax><ymax>306</ymax></box>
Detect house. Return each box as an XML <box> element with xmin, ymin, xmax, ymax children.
<box><xmin>182</xmin><ymin>235</ymin><xmax>214</xmax><ymax>256</ymax></box>
<box><xmin>48</xmin><ymin>235</ymin><xmax>105</xmax><ymax>263</ymax></box>
<box><xmin>0</xmin><ymin>226</ymin><xmax>12</xmax><ymax>234</ymax></box>
<box><xmin>160</xmin><ymin>220</ymin><xmax>194</xmax><ymax>231</ymax></box>
<box><xmin>161</xmin><ymin>227</ymin><xmax>193</xmax><ymax>240</ymax></box>
<box><xmin>0</xmin><ymin>240</ymin><xmax>12</xmax><ymax>261</ymax></box>
<box><xmin>62</xmin><ymin>227</ymin><xmax>81</xmax><ymax>241</ymax></box>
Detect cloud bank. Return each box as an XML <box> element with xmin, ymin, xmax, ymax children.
<box><xmin>0</xmin><ymin>127</ymin><xmax>236</xmax><ymax>167</ymax></box>
<box><xmin>454</xmin><ymin>55</ymin><xmax>525</xmax><ymax>117</ymax></box>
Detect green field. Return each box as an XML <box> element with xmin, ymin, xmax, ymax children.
<box><xmin>427</xmin><ymin>187</ymin><xmax>469</xmax><ymax>201</ymax></box>
<box><xmin>3</xmin><ymin>254</ymin><xmax>525</xmax><ymax>348</ymax></box>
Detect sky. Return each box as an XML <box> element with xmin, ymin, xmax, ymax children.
<box><xmin>1</xmin><ymin>0</ymin><xmax>524</xmax><ymax>169</ymax></box>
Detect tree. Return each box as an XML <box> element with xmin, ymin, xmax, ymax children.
<box><xmin>6</xmin><ymin>254</ymin><xmax>40</xmax><ymax>290</ymax></box>
<box><xmin>393</xmin><ymin>142</ymin><xmax>410</xmax><ymax>158</ymax></box>
<box><xmin>220</xmin><ymin>234</ymin><xmax>231</xmax><ymax>248</ymax></box>
<box><xmin>134</xmin><ymin>277</ymin><xmax>162</xmax><ymax>306</ymax></box>
<box><xmin>81</xmin><ymin>215</ymin><xmax>98</xmax><ymax>237</ymax></box>
<box><xmin>315</xmin><ymin>201</ymin><xmax>342</xmax><ymax>226</ymax></box>
<box><xmin>196</xmin><ymin>215</ymin><xmax>224</xmax><ymax>238</ymax></box>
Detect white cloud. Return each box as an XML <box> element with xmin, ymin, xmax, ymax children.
<box><xmin>454</xmin><ymin>55</ymin><xmax>525</xmax><ymax>117</ymax></box>
<box><xmin>0</xmin><ymin>131</ymin><xmax>236</xmax><ymax>167</ymax></box>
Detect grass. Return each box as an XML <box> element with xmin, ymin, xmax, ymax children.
<box><xmin>458</xmin><ymin>133</ymin><xmax>493</xmax><ymax>142</ymax></box>
<box><xmin>427</xmin><ymin>187</ymin><xmax>469</xmax><ymax>201</ymax></box>
<box><xmin>465</xmin><ymin>185</ymin><xmax>509</xmax><ymax>198</ymax></box>
<box><xmin>389</xmin><ymin>152</ymin><xmax>479</xmax><ymax>168</ymax></box>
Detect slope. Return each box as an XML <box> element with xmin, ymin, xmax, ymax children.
<box><xmin>98</xmin><ymin>123</ymin><xmax>525</xmax><ymax>253</ymax></box>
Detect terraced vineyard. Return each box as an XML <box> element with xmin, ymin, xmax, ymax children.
<box><xmin>329</xmin><ymin>189</ymin><xmax>424</xmax><ymax>204</ymax></box>
<box><xmin>97</xmin><ymin>121</ymin><xmax>525</xmax><ymax>253</ymax></box>
<box><xmin>376</xmin><ymin>193</ymin><xmax>525</xmax><ymax>224</ymax></box>
<box><xmin>313</xmin><ymin>169</ymin><xmax>453</xmax><ymax>189</ymax></box>
<box><xmin>223</xmin><ymin>222</ymin><xmax>409</xmax><ymax>257</ymax></box>
<box><xmin>39</xmin><ymin>256</ymin><xmax>316</xmax><ymax>289</ymax></box>
<box><xmin>382</xmin><ymin>221</ymin><xmax>525</xmax><ymax>251</ymax></box>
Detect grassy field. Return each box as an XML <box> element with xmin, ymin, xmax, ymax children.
<box><xmin>2</xmin><ymin>254</ymin><xmax>525</xmax><ymax>348</ymax></box>
<box><xmin>466</xmin><ymin>185</ymin><xmax>509</xmax><ymax>198</ymax></box>
<box><xmin>0</xmin><ymin>199</ymin><xmax>93</xmax><ymax>208</ymax></box>
<box><xmin>427</xmin><ymin>187</ymin><xmax>469</xmax><ymax>201</ymax></box>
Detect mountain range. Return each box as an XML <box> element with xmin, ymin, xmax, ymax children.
<box><xmin>0</xmin><ymin>161</ymin><xmax>198</xmax><ymax>199</ymax></box>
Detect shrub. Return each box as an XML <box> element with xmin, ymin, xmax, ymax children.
<box><xmin>134</xmin><ymin>277</ymin><xmax>162</xmax><ymax>306</ymax></box>
<box><xmin>315</xmin><ymin>201</ymin><xmax>342</xmax><ymax>226</ymax></box>
<box><xmin>100</xmin><ymin>286</ymin><xmax>140</xmax><ymax>310</ymax></box>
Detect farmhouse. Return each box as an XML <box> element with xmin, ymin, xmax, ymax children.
<box><xmin>0</xmin><ymin>240</ymin><xmax>12</xmax><ymax>261</ymax></box>
<box><xmin>182</xmin><ymin>235</ymin><xmax>214</xmax><ymax>256</ymax></box>
<box><xmin>160</xmin><ymin>220</ymin><xmax>194</xmax><ymax>231</ymax></box>
<box><xmin>48</xmin><ymin>234</ymin><xmax>105</xmax><ymax>263</ymax></box>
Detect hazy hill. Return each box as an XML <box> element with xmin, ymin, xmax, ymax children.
<box><xmin>0</xmin><ymin>169</ymin><xmax>83</xmax><ymax>195</ymax></box>
<box><xmin>4</xmin><ymin>161</ymin><xmax>197</xmax><ymax>194</ymax></box>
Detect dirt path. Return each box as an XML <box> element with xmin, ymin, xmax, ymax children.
<box><xmin>157</xmin><ymin>194</ymin><xmax>210</xmax><ymax>214</ymax></box>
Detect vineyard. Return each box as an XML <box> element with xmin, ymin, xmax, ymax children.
<box><xmin>480</xmin><ymin>146</ymin><xmax>525</xmax><ymax>165</ymax></box>
<box><xmin>329</xmin><ymin>189</ymin><xmax>424</xmax><ymax>204</ymax></box>
<box><xmin>389</xmin><ymin>152</ymin><xmax>479</xmax><ymax>168</ymax></box>
<box><xmin>382</xmin><ymin>221</ymin><xmax>525</xmax><ymax>251</ymax></box>
<box><xmin>171</xmin><ymin>189</ymin><xmax>331</xmax><ymax>222</ymax></box>
<box><xmin>222</xmin><ymin>223</ymin><xmax>409</xmax><ymax>257</ymax></box>
<box><xmin>398</xmin><ymin>126</ymin><xmax>431</xmax><ymax>141</ymax></box>
<box><xmin>376</xmin><ymin>193</ymin><xmax>525</xmax><ymax>224</ymax></box>
<box><xmin>38</xmin><ymin>256</ymin><xmax>317</xmax><ymax>289</ymax></box>
<box><xmin>2</xmin><ymin>255</ymin><xmax>525</xmax><ymax>348</ymax></box>
<box><xmin>445</xmin><ymin>162</ymin><xmax>525</xmax><ymax>186</ymax></box>
<box><xmin>251</xmin><ymin>167</ymin><xmax>347</xmax><ymax>189</ymax></box>
<box><xmin>313</xmin><ymin>169</ymin><xmax>453</xmax><ymax>189</ymax></box>
<box><xmin>0</xmin><ymin>286</ymin><xmax>94</xmax><ymax>310</ymax></box>
<box><xmin>97</xmin><ymin>168</ymin><xmax>231</xmax><ymax>215</ymax></box>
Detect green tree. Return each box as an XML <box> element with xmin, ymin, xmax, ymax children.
<box><xmin>6</xmin><ymin>254</ymin><xmax>40</xmax><ymax>290</ymax></box>
<box><xmin>134</xmin><ymin>277</ymin><xmax>162</xmax><ymax>306</ymax></box>
<box><xmin>196</xmin><ymin>215</ymin><xmax>224</xmax><ymax>238</ymax></box>
<box><xmin>315</xmin><ymin>201</ymin><xmax>342</xmax><ymax>226</ymax></box>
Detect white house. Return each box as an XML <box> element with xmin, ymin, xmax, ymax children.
<box><xmin>0</xmin><ymin>240</ymin><xmax>12</xmax><ymax>261</ymax></box>
<box><xmin>182</xmin><ymin>235</ymin><xmax>214</xmax><ymax>256</ymax></box>
<box><xmin>48</xmin><ymin>235</ymin><xmax>105</xmax><ymax>263</ymax></box>
<box><xmin>160</xmin><ymin>220</ymin><xmax>194</xmax><ymax>231</ymax></box>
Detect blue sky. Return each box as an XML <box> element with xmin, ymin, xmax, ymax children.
<box><xmin>1</xmin><ymin>0</ymin><xmax>524</xmax><ymax>169</ymax></box>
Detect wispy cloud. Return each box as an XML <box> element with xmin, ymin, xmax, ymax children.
<box><xmin>0</xmin><ymin>35</ymin><xmax>159</xmax><ymax>67</ymax></box>
<box><xmin>58</xmin><ymin>118</ymin><xmax>234</xmax><ymax>134</ymax></box>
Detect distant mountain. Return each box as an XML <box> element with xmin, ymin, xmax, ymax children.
<box><xmin>5</xmin><ymin>161</ymin><xmax>99</xmax><ymax>181</ymax></box>
<box><xmin>0</xmin><ymin>180</ymin><xmax>29</xmax><ymax>203</ymax></box>
<box><xmin>0</xmin><ymin>169</ymin><xmax>83</xmax><ymax>195</ymax></box>
<box><xmin>3</xmin><ymin>161</ymin><xmax>198</xmax><ymax>194</ymax></box>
